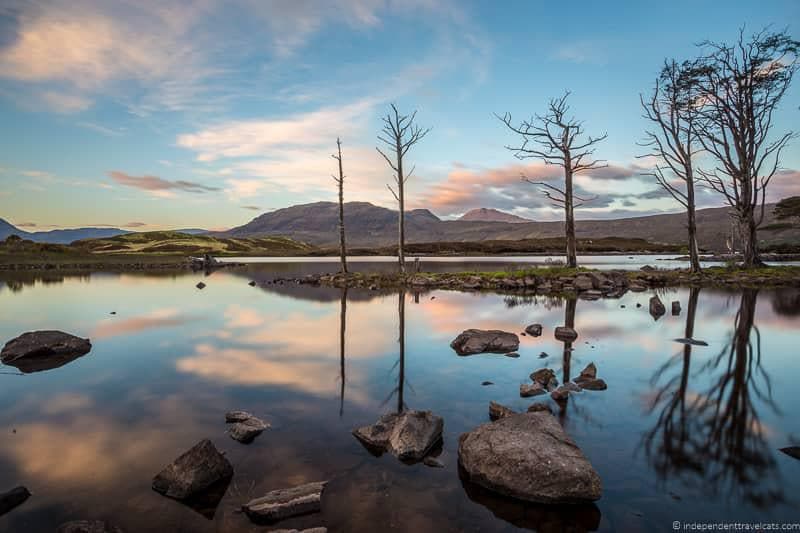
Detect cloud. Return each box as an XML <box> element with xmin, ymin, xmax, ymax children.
<box><xmin>108</xmin><ymin>171</ymin><xmax>220</xmax><ymax>195</ymax></box>
<box><xmin>16</xmin><ymin>221</ymin><xmax>37</xmax><ymax>228</ymax></box>
<box><xmin>91</xmin><ymin>308</ymin><xmax>196</xmax><ymax>339</ymax></box>
<box><xmin>77</xmin><ymin>121</ymin><xmax>125</xmax><ymax>137</ymax></box>
<box><xmin>551</xmin><ymin>41</ymin><xmax>608</xmax><ymax>66</ymax></box>
<box><xmin>37</xmin><ymin>91</ymin><xmax>92</xmax><ymax>113</ymax></box>
<box><xmin>124</xmin><ymin>221</ymin><xmax>148</xmax><ymax>228</ymax></box>
<box><xmin>241</xmin><ymin>205</ymin><xmax>261</xmax><ymax>211</ymax></box>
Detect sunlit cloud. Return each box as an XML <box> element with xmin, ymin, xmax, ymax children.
<box><xmin>91</xmin><ymin>308</ymin><xmax>197</xmax><ymax>339</ymax></box>
<box><xmin>108</xmin><ymin>171</ymin><xmax>220</xmax><ymax>195</ymax></box>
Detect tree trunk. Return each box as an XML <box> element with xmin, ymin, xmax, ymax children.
<box><xmin>740</xmin><ymin>213</ymin><xmax>762</xmax><ymax>268</ymax></box>
<box><xmin>396</xmin><ymin>143</ymin><xmax>405</xmax><ymax>274</ymax></box>
<box><xmin>564</xmin><ymin>167</ymin><xmax>577</xmax><ymax>268</ymax></box>
<box><xmin>336</xmin><ymin>139</ymin><xmax>347</xmax><ymax>274</ymax></box>
<box><xmin>686</xmin><ymin>194</ymin><xmax>701</xmax><ymax>273</ymax></box>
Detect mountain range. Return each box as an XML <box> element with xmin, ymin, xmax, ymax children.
<box><xmin>222</xmin><ymin>201</ymin><xmax>798</xmax><ymax>252</ymax></box>
<box><xmin>458</xmin><ymin>208</ymin><xmax>531</xmax><ymax>223</ymax></box>
<box><xmin>0</xmin><ymin>219</ymin><xmax>207</xmax><ymax>244</ymax></box>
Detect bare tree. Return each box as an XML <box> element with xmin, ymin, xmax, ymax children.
<box><xmin>693</xmin><ymin>28</ymin><xmax>799</xmax><ymax>267</ymax></box>
<box><xmin>640</xmin><ymin>60</ymin><xmax>704</xmax><ymax>273</ymax></box>
<box><xmin>498</xmin><ymin>92</ymin><xmax>607</xmax><ymax>268</ymax></box>
<box><xmin>377</xmin><ymin>104</ymin><xmax>430</xmax><ymax>273</ymax></box>
<box><xmin>332</xmin><ymin>138</ymin><xmax>348</xmax><ymax>274</ymax></box>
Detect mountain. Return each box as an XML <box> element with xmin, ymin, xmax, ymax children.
<box><xmin>459</xmin><ymin>208</ymin><xmax>532</xmax><ymax>223</ymax></box>
<box><xmin>0</xmin><ymin>219</ymin><xmax>130</xmax><ymax>244</ymax></box>
<box><xmin>0</xmin><ymin>218</ymin><xmax>31</xmax><ymax>240</ymax></box>
<box><xmin>223</xmin><ymin>201</ymin><xmax>799</xmax><ymax>252</ymax></box>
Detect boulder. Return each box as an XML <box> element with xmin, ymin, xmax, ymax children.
<box><xmin>458</xmin><ymin>412</ymin><xmax>602</xmax><ymax>504</ymax></box>
<box><xmin>524</xmin><ymin>324</ymin><xmax>543</xmax><ymax>337</ymax></box>
<box><xmin>489</xmin><ymin>401</ymin><xmax>516</xmax><ymax>421</ymax></box>
<box><xmin>450</xmin><ymin>329</ymin><xmax>520</xmax><ymax>355</ymax></box>
<box><xmin>242</xmin><ymin>481</ymin><xmax>327</xmax><ymax>523</ymax></box>
<box><xmin>519</xmin><ymin>383</ymin><xmax>545</xmax><ymax>398</ymax></box>
<box><xmin>0</xmin><ymin>486</ymin><xmax>30</xmax><ymax>517</ymax></box>
<box><xmin>353</xmin><ymin>410</ymin><xmax>443</xmax><ymax>462</ymax></box>
<box><xmin>530</xmin><ymin>368</ymin><xmax>557</xmax><ymax>387</ymax></box>
<box><xmin>671</xmin><ymin>301</ymin><xmax>681</xmax><ymax>316</ymax></box>
<box><xmin>57</xmin><ymin>521</ymin><xmax>124</xmax><ymax>533</ymax></box>
<box><xmin>225</xmin><ymin>410</ymin><xmax>254</xmax><ymax>423</ymax></box>
<box><xmin>423</xmin><ymin>456</ymin><xmax>445</xmax><ymax>468</ymax></box>
<box><xmin>578</xmin><ymin>378</ymin><xmax>608</xmax><ymax>391</ymax></box>
<box><xmin>1</xmin><ymin>331</ymin><xmax>91</xmax><ymax>373</ymax></box>
<box><xmin>228</xmin><ymin>417</ymin><xmax>269</xmax><ymax>443</ymax></box>
<box><xmin>554</xmin><ymin>327</ymin><xmax>578</xmax><ymax>342</ymax></box>
<box><xmin>551</xmin><ymin>385</ymin><xmax>572</xmax><ymax>401</ymax></box>
<box><xmin>649</xmin><ymin>296</ymin><xmax>666</xmax><ymax>319</ymax></box>
<box><xmin>578</xmin><ymin>363</ymin><xmax>597</xmax><ymax>380</ymax></box>
<box><xmin>152</xmin><ymin>439</ymin><xmax>233</xmax><ymax>500</ymax></box>
<box><xmin>573</xmin><ymin>276</ymin><xmax>594</xmax><ymax>291</ymax></box>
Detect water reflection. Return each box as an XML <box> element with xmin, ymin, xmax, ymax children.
<box><xmin>643</xmin><ymin>288</ymin><xmax>784</xmax><ymax>507</ymax></box>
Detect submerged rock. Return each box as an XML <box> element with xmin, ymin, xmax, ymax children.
<box><xmin>520</xmin><ymin>383</ymin><xmax>545</xmax><ymax>398</ymax></box>
<box><xmin>423</xmin><ymin>456</ymin><xmax>445</xmax><ymax>468</ymax></box>
<box><xmin>57</xmin><ymin>521</ymin><xmax>124</xmax><ymax>533</ymax></box>
<box><xmin>458</xmin><ymin>412</ymin><xmax>602</xmax><ymax>504</ymax></box>
<box><xmin>1</xmin><ymin>331</ymin><xmax>91</xmax><ymax>373</ymax></box>
<box><xmin>0</xmin><ymin>486</ymin><xmax>30</xmax><ymax>517</ymax></box>
<box><xmin>224</xmin><ymin>411</ymin><xmax>269</xmax><ymax>443</ymax></box>
<box><xmin>649</xmin><ymin>295</ymin><xmax>666</xmax><ymax>319</ymax></box>
<box><xmin>554</xmin><ymin>327</ymin><xmax>578</xmax><ymax>342</ymax></box>
<box><xmin>527</xmin><ymin>403</ymin><xmax>553</xmax><ymax>414</ymax></box>
<box><xmin>353</xmin><ymin>410</ymin><xmax>443</xmax><ymax>462</ymax></box>
<box><xmin>578</xmin><ymin>378</ymin><xmax>608</xmax><ymax>391</ymax></box>
<box><xmin>489</xmin><ymin>401</ymin><xmax>517</xmax><ymax>421</ymax></box>
<box><xmin>242</xmin><ymin>481</ymin><xmax>327</xmax><ymax>523</ymax></box>
<box><xmin>450</xmin><ymin>329</ymin><xmax>520</xmax><ymax>355</ymax></box>
<box><xmin>152</xmin><ymin>439</ymin><xmax>233</xmax><ymax>500</ymax></box>
<box><xmin>524</xmin><ymin>324</ymin><xmax>543</xmax><ymax>337</ymax></box>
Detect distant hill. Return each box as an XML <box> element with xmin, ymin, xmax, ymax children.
<box><xmin>0</xmin><ymin>218</ymin><xmax>129</xmax><ymax>244</ymax></box>
<box><xmin>458</xmin><ymin>208</ymin><xmax>531</xmax><ymax>223</ymax></box>
<box><xmin>75</xmin><ymin>231</ymin><xmax>314</xmax><ymax>256</ymax></box>
<box><xmin>222</xmin><ymin>201</ymin><xmax>799</xmax><ymax>252</ymax></box>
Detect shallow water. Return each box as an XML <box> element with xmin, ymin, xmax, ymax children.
<box><xmin>1</xmin><ymin>265</ymin><xmax>799</xmax><ymax>532</ymax></box>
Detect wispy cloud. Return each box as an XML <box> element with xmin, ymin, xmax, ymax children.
<box><xmin>108</xmin><ymin>171</ymin><xmax>220</xmax><ymax>196</ymax></box>
<box><xmin>241</xmin><ymin>205</ymin><xmax>261</xmax><ymax>211</ymax></box>
<box><xmin>77</xmin><ymin>121</ymin><xmax>125</xmax><ymax>137</ymax></box>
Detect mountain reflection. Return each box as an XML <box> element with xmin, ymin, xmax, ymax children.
<box><xmin>643</xmin><ymin>288</ymin><xmax>784</xmax><ymax>507</ymax></box>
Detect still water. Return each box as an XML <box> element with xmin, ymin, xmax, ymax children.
<box><xmin>1</xmin><ymin>263</ymin><xmax>799</xmax><ymax>532</ymax></box>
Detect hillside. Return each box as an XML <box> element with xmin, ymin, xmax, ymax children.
<box><xmin>223</xmin><ymin>201</ymin><xmax>799</xmax><ymax>252</ymax></box>
<box><xmin>458</xmin><ymin>208</ymin><xmax>531</xmax><ymax>223</ymax></box>
<box><xmin>0</xmin><ymin>218</ymin><xmax>130</xmax><ymax>243</ymax></box>
<box><xmin>74</xmin><ymin>231</ymin><xmax>314</xmax><ymax>256</ymax></box>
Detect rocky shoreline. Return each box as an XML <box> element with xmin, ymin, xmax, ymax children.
<box><xmin>272</xmin><ymin>265</ymin><xmax>800</xmax><ymax>296</ymax></box>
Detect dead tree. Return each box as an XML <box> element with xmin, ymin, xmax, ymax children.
<box><xmin>377</xmin><ymin>104</ymin><xmax>430</xmax><ymax>273</ymax></box>
<box><xmin>640</xmin><ymin>60</ymin><xmax>704</xmax><ymax>273</ymax></box>
<box><xmin>498</xmin><ymin>92</ymin><xmax>607</xmax><ymax>268</ymax></box>
<box><xmin>332</xmin><ymin>138</ymin><xmax>348</xmax><ymax>274</ymax></box>
<box><xmin>693</xmin><ymin>28</ymin><xmax>799</xmax><ymax>267</ymax></box>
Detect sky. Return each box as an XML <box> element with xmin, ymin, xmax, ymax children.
<box><xmin>0</xmin><ymin>0</ymin><xmax>798</xmax><ymax>231</ymax></box>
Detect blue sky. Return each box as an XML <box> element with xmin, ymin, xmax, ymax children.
<box><xmin>0</xmin><ymin>0</ymin><xmax>798</xmax><ymax>230</ymax></box>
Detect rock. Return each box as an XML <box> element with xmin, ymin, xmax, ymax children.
<box><xmin>629</xmin><ymin>283</ymin><xmax>647</xmax><ymax>292</ymax></box>
<box><xmin>578</xmin><ymin>378</ymin><xmax>608</xmax><ymax>391</ymax></box>
<box><xmin>1</xmin><ymin>331</ymin><xmax>91</xmax><ymax>373</ymax></box>
<box><xmin>649</xmin><ymin>296</ymin><xmax>666</xmax><ymax>319</ymax></box>
<box><xmin>271</xmin><ymin>528</ymin><xmax>327</xmax><ymax>533</ymax></box>
<box><xmin>551</xmin><ymin>385</ymin><xmax>572</xmax><ymax>401</ymax></box>
<box><xmin>579</xmin><ymin>363</ymin><xmax>597</xmax><ymax>380</ymax></box>
<box><xmin>248</xmin><ymin>281</ymin><xmax>257</xmax><ymax>287</ymax></box>
<box><xmin>225</xmin><ymin>410</ymin><xmax>254</xmax><ymax>423</ymax></box>
<box><xmin>579</xmin><ymin>290</ymin><xmax>603</xmax><ymax>301</ymax></box>
<box><xmin>458</xmin><ymin>412</ymin><xmax>602</xmax><ymax>503</ymax></box>
<box><xmin>636</xmin><ymin>302</ymin><xmax>642</xmax><ymax>308</ymax></box>
<box><xmin>527</xmin><ymin>403</ymin><xmax>553</xmax><ymax>414</ymax></box>
<box><xmin>641</xmin><ymin>265</ymin><xmax>655</xmax><ymax>272</ymax></box>
<box><xmin>353</xmin><ymin>410</ymin><xmax>443</xmax><ymax>462</ymax></box>
<box><xmin>504</xmin><ymin>352</ymin><xmax>520</xmax><ymax>358</ymax></box>
<box><xmin>530</xmin><ymin>368</ymin><xmax>557</xmax><ymax>387</ymax></box>
<box><xmin>520</xmin><ymin>382</ymin><xmax>545</xmax><ymax>398</ymax></box>
<box><xmin>242</xmin><ymin>481</ymin><xmax>327</xmax><ymax>523</ymax></box>
<box><xmin>228</xmin><ymin>416</ymin><xmax>269</xmax><ymax>443</ymax></box>
<box><xmin>538</xmin><ymin>351</ymin><xmax>548</xmax><ymax>358</ymax></box>
<box><xmin>554</xmin><ymin>327</ymin><xmax>578</xmax><ymax>342</ymax></box>
<box><xmin>573</xmin><ymin>276</ymin><xmax>594</xmax><ymax>291</ymax></box>
<box><xmin>423</xmin><ymin>456</ymin><xmax>445</xmax><ymax>468</ymax></box>
<box><xmin>780</xmin><ymin>446</ymin><xmax>800</xmax><ymax>460</ymax></box>
<box><xmin>674</xmin><ymin>338</ymin><xmax>709</xmax><ymax>346</ymax></box>
<box><xmin>152</xmin><ymin>439</ymin><xmax>233</xmax><ymax>500</ymax></box>
<box><xmin>57</xmin><ymin>521</ymin><xmax>124</xmax><ymax>533</ymax></box>
<box><xmin>450</xmin><ymin>329</ymin><xmax>520</xmax><ymax>355</ymax></box>
<box><xmin>481</xmin><ymin>381</ymin><xmax>493</xmax><ymax>386</ymax></box>
<box><xmin>196</xmin><ymin>282</ymin><xmax>206</xmax><ymax>289</ymax></box>
<box><xmin>671</xmin><ymin>301</ymin><xmax>681</xmax><ymax>315</ymax></box>
<box><xmin>524</xmin><ymin>324</ymin><xmax>542</xmax><ymax>337</ymax></box>
<box><xmin>0</xmin><ymin>486</ymin><xmax>30</xmax><ymax>517</ymax></box>
<box><xmin>489</xmin><ymin>401</ymin><xmax>517</xmax><ymax>421</ymax></box>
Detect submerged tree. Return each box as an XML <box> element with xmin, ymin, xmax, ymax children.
<box><xmin>332</xmin><ymin>138</ymin><xmax>348</xmax><ymax>274</ymax></box>
<box><xmin>377</xmin><ymin>105</ymin><xmax>430</xmax><ymax>273</ymax></box>
<box><xmin>640</xmin><ymin>60</ymin><xmax>704</xmax><ymax>273</ymax></box>
<box><xmin>693</xmin><ymin>28</ymin><xmax>799</xmax><ymax>267</ymax></box>
<box><xmin>498</xmin><ymin>92</ymin><xmax>607</xmax><ymax>268</ymax></box>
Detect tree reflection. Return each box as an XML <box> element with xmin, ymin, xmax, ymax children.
<box><xmin>382</xmin><ymin>290</ymin><xmax>408</xmax><ymax>413</ymax></box>
<box><xmin>643</xmin><ymin>288</ymin><xmax>784</xmax><ymax>507</ymax></box>
<box><xmin>770</xmin><ymin>288</ymin><xmax>800</xmax><ymax>317</ymax></box>
<box><xmin>339</xmin><ymin>287</ymin><xmax>347</xmax><ymax>417</ymax></box>
<box><xmin>556</xmin><ymin>297</ymin><xmax>577</xmax><ymax>424</ymax></box>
